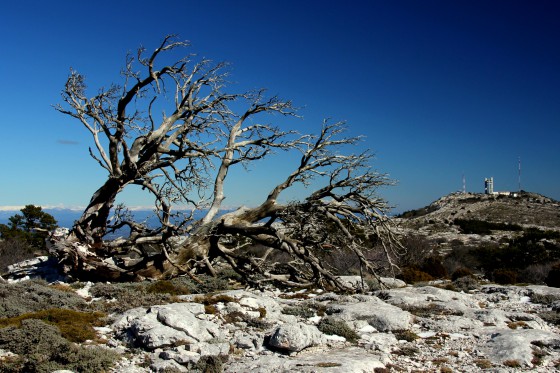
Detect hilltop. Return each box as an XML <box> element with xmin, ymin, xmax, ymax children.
<box><xmin>398</xmin><ymin>191</ymin><xmax>560</xmax><ymax>230</ymax></box>
<box><xmin>393</xmin><ymin>191</ymin><xmax>560</xmax><ymax>286</ymax></box>
<box><xmin>396</xmin><ymin>191</ymin><xmax>560</xmax><ymax>249</ymax></box>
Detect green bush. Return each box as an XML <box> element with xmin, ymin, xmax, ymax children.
<box><xmin>420</xmin><ymin>256</ymin><xmax>447</xmax><ymax>279</ymax></box>
<box><xmin>317</xmin><ymin>317</ymin><xmax>359</xmax><ymax>343</ymax></box>
<box><xmin>397</xmin><ymin>205</ymin><xmax>438</xmax><ymax>219</ymax></box>
<box><xmin>0</xmin><ymin>205</ymin><xmax>57</xmax><ymax>250</ymax></box>
<box><xmin>0</xmin><ymin>308</ymin><xmax>106</xmax><ymax>343</ymax></box>
<box><xmin>146</xmin><ymin>279</ymin><xmax>191</xmax><ymax>295</ymax></box>
<box><xmin>451</xmin><ymin>267</ymin><xmax>473</xmax><ymax>281</ymax></box>
<box><xmin>453</xmin><ymin>275</ymin><xmax>480</xmax><ymax>292</ymax></box>
<box><xmin>0</xmin><ymin>319</ymin><xmax>118</xmax><ymax>373</ymax></box>
<box><xmin>529</xmin><ymin>292</ymin><xmax>560</xmax><ymax>305</ymax></box>
<box><xmin>537</xmin><ymin>311</ymin><xmax>560</xmax><ymax>326</ymax></box>
<box><xmin>0</xmin><ymin>239</ymin><xmax>36</xmax><ymax>274</ymax></box>
<box><xmin>393</xmin><ymin>329</ymin><xmax>419</xmax><ymax>342</ymax></box>
<box><xmin>398</xmin><ymin>267</ymin><xmax>433</xmax><ymax>284</ymax></box>
<box><xmin>454</xmin><ymin>219</ymin><xmax>522</xmax><ymax>235</ymax></box>
<box><xmin>0</xmin><ymin>280</ymin><xmax>86</xmax><ymax>318</ymax></box>
<box><xmin>464</xmin><ymin>229</ymin><xmax>560</xmax><ymax>281</ymax></box>
<box><xmin>89</xmin><ymin>282</ymin><xmax>175</xmax><ymax>313</ymax></box>
<box><xmin>282</xmin><ymin>305</ymin><xmax>316</xmax><ymax>318</ymax></box>
<box><xmin>194</xmin><ymin>355</ymin><xmax>225</xmax><ymax>373</ymax></box>
<box><xmin>493</xmin><ymin>269</ymin><xmax>518</xmax><ymax>285</ymax></box>
<box><xmin>545</xmin><ymin>264</ymin><xmax>560</xmax><ymax>288</ymax></box>
<box><xmin>185</xmin><ymin>273</ymin><xmax>236</xmax><ymax>294</ymax></box>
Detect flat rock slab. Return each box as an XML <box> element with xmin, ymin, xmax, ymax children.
<box><xmin>484</xmin><ymin>328</ymin><xmax>560</xmax><ymax>367</ymax></box>
<box><xmin>326</xmin><ymin>295</ymin><xmax>413</xmax><ymax>332</ymax></box>
<box><xmin>382</xmin><ymin>286</ymin><xmax>480</xmax><ymax>314</ymax></box>
<box><xmin>113</xmin><ymin>302</ymin><xmax>223</xmax><ymax>350</ymax></box>
<box><xmin>156</xmin><ymin>303</ymin><xmax>222</xmax><ymax>341</ymax></box>
<box><xmin>225</xmin><ymin>347</ymin><xmax>385</xmax><ymax>373</ymax></box>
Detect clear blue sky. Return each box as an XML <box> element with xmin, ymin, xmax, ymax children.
<box><xmin>1</xmin><ymin>0</ymin><xmax>559</xmax><ymax>213</ymax></box>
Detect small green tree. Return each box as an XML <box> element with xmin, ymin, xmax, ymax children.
<box><xmin>0</xmin><ymin>205</ymin><xmax>57</xmax><ymax>249</ymax></box>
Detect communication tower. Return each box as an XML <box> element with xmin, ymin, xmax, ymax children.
<box><xmin>484</xmin><ymin>177</ymin><xmax>494</xmax><ymax>194</ymax></box>
<box><xmin>518</xmin><ymin>157</ymin><xmax>522</xmax><ymax>192</ymax></box>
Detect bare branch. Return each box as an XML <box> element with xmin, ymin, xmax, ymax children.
<box><xmin>53</xmin><ymin>35</ymin><xmax>401</xmax><ymax>290</ymax></box>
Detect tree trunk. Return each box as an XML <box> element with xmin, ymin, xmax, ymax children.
<box><xmin>71</xmin><ymin>177</ymin><xmax>124</xmax><ymax>246</ymax></box>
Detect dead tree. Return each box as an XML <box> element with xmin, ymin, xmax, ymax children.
<box><xmin>53</xmin><ymin>35</ymin><xmax>401</xmax><ymax>290</ymax></box>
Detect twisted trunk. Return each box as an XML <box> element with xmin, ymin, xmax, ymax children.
<box><xmin>70</xmin><ymin>177</ymin><xmax>126</xmax><ymax>246</ymax></box>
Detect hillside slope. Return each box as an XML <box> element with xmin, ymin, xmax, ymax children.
<box><xmin>396</xmin><ymin>192</ymin><xmax>560</xmax><ymax>246</ymax></box>
<box><xmin>399</xmin><ymin>191</ymin><xmax>560</xmax><ymax>230</ymax></box>
<box><xmin>394</xmin><ymin>191</ymin><xmax>560</xmax><ymax>284</ymax></box>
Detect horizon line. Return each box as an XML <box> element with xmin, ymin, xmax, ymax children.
<box><xmin>0</xmin><ymin>204</ymin><xmax>243</xmax><ymax>212</ymax></box>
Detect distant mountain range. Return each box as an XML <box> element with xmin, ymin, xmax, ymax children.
<box><xmin>0</xmin><ymin>207</ymin><xmax>233</xmax><ymax>232</ymax></box>
<box><xmin>0</xmin><ymin>208</ymin><xmax>164</xmax><ymax>230</ymax></box>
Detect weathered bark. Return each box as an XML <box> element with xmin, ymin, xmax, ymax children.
<box><xmin>71</xmin><ymin>178</ymin><xmax>127</xmax><ymax>246</ymax></box>
<box><xmin>51</xmin><ymin>36</ymin><xmax>401</xmax><ymax>289</ymax></box>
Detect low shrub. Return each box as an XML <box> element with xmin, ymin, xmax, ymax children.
<box><xmin>398</xmin><ymin>267</ymin><xmax>433</xmax><ymax>284</ymax></box>
<box><xmin>0</xmin><ymin>238</ymin><xmax>36</xmax><ymax>273</ymax></box>
<box><xmin>451</xmin><ymin>267</ymin><xmax>473</xmax><ymax>281</ymax></box>
<box><xmin>420</xmin><ymin>256</ymin><xmax>447</xmax><ymax>279</ymax></box>
<box><xmin>317</xmin><ymin>317</ymin><xmax>359</xmax><ymax>343</ymax></box>
<box><xmin>536</xmin><ymin>311</ymin><xmax>560</xmax><ymax>326</ymax></box>
<box><xmin>194</xmin><ymin>293</ymin><xmax>237</xmax><ymax>306</ymax></box>
<box><xmin>503</xmin><ymin>359</ymin><xmax>521</xmax><ymax>368</ymax></box>
<box><xmin>0</xmin><ymin>308</ymin><xmax>106</xmax><ymax>343</ymax></box>
<box><xmin>194</xmin><ymin>355</ymin><xmax>225</xmax><ymax>373</ymax></box>
<box><xmin>520</xmin><ymin>263</ymin><xmax>552</xmax><ymax>284</ymax></box>
<box><xmin>474</xmin><ymin>359</ymin><xmax>493</xmax><ymax>369</ymax></box>
<box><xmin>172</xmin><ymin>273</ymin><xmax>236</xmax><ymax>294</ymax></box>
<box><xmin>282</xmin><ymin>305</ymin><xmax>315</xmax><ymax>318</ymax></box>
<box><xmin>89</xmin><ymin>282</ymin><xmax>175</xmax><ymax>313</ymax></box>
<box><xmin>222</xmin><ymin>311</ymin><xmax>270</xmax><ymax>330</ymax></box>
<box><xmin>399</xmin><ymin>303</ymin><xmax>463</xmax><ymax>318</ymax></box>
<box><xmin>453</xmin><ymin>275</ymin><xmax>480</xmax><ymax>292</ymax></box>
<box><xmin>0</xmin><ymin>319</ymin><xmax>118</xmax><ymax>373</ymax></box>
<box><xmin>545</xmin><ymin>264</ymin><xmax>560</xmax><ymax>288</ymax></box>
<box><xmin>0</xmin><ymin>280</ymin><xmax>86</xmax><ymax>318</ymax></box>
<box><xmin>392</xmin><ymin>345</ymin><xmax>419</xmax><ymax>356</ymax></box>
<box><xmin>493</xmin><ymin>269</ymin><xmax>518</xmax><ymax>285</ymax></box>
<box><xmin>393</xmin><ymin>329</ymin><xmax>419</xmax><ymax>342</ymax></box>
<box><xmin>454</xmin><ymin>219</ymin><xmax>522</xmax><ymax>235</ymax></box>
<box><xmin>398</xmin><ymin>205</ymin><xmax>438</xmax><ymax>219</ymax></box>
<box><xmin>146</xmin><ymin>280</ymin><xmax>191</xmax><ymax>295</ymax></box>
<box><xmin>530</xmin><ymin>292</ymin><xmax>560</xmax><ymax>305</ymax></box>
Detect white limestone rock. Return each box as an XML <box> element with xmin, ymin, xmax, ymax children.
<box><xmin>224</xmin><ymin>347</ymin><xmax>385</xmax><ymax>373</ymax></box>
<box><xmin>159</xmin><ymin>349</ymin><xmax>200</xmax><ymax>365</ymax></box>
<box><xmin>368</xmin><ymin>277</ymin><xmax>407</xmax><ymax>290</ymax></box>
<box><xmin>268</xmin><ymin>322</ymin><xmax>326</xmax><ymax>352</ymax></box>
<box><xmin>327</xmin><ymin>295</ymin><xmax>413</xmax><ymax>332</ymax></box>
<box><xmin>149</xmin><ymin>358</ymin><xmax>189</xmax><ymax>372</ymax></box>
<box><xmin>156</xmin><ymin>303</ymin><xmax>222</xmax><ymax>341</ymax></box>
<box><xmin>484</xmin><ymin>328</ymin><xmax>560</xmax><ymax>367</ymax></box>
<box><xmin>382</xmin><ymin>285</ymin><xmax>480</xmax><ymax>315</ymax></box>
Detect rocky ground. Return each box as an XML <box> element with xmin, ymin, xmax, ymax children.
<box><xmin>1</xmin><ymin>264</ymin><xmax>560</xmax><ymax>372</ymax></box>
<box><xmin>2</xmin><ymin>190</ymin><xmax>560</xmax><ymax>372</ymax></box>
<box><xmin>101</xmin><ymin>279</ymin><xmax>560</xmax><ymax>372</ymax></box>
<box><xmin>394</xmin><ymin>192</ymin><xmax>560</xmax><ymax>258</ymax></box>
<box><xmin>398</xmin><ymin>192</ymin><xmax>560</xmax><ymax>230</ymax></box>
<box><xmin>3</xmin><ymin>272</ymin><xmax>558</xmax><ymax>372</ymax></box>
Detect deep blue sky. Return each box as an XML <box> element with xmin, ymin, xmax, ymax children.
<box><xmin>1</xmin><ymin>0</ymin><xmax>559</xmax><ymax>213</ymax></box>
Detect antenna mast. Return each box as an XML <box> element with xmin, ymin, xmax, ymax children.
<box><xmin>462</xmin><ymin>173</ymin><xmax>466</xmax><ymax>194</ymax></box>
<box><xmin>518</xmin><ymin>156</ymin><xmax>522</xmax><ymax>192</ymax></box>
